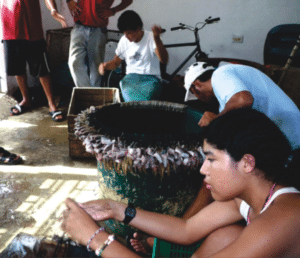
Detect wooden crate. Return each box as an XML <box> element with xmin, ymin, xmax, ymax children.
<box><xmin>67</xmin><ymin>87</ymin><xmax>121</xmax><ymax>158</ymax></box>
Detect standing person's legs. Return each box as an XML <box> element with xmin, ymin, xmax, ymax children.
<box><xmin>39</xmin><ymin>75</ymin><xmax>63</xmax><ymax>121</ymax></box>
<box><xmin>27</xmin><ymin>40</ymin><xmax>64</xmax><ymax>121</ymax></box>
<box><xmin>87</xmin><ymin>27</ymin><xmax>107</xmax><ymax>87</ymax></box>
<box><xmin>68</xmin><ymin>25</ymin><xmax>91</xmax><ymax>87</ymax></box>
<box><xmin>5</xmin><ymin>39</ymin><xmax>63</xmax><ymax>120</ymax></box>
<box><xmin>3</xmin><ymin>40</ymin><xmax>32</xmax><ymax>114</ymax></box>
<box><xmin>15</xmin><ymin>74</ymin><xmax>32</xmax><ymax>107</ymax></box>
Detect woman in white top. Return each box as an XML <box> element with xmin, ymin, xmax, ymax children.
<box><xmin>61</xmin><ymin>108</ymin><xmax>300</xmax><ymax>257</ymax></box>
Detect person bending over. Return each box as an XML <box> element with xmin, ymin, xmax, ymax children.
<box><xmin>99</xmin><ymin>10</ymin><xmax>169</xmax><ymax>102</ymax></box>
<box><xmin>61</xmin><ymin>108</ymin><xmax>300</xmax><ymax>258</ymax></box>
<box><xmin>184</xmin><ymin>61</ymin><xmax>300</xmax><ymax>150</ymax></box>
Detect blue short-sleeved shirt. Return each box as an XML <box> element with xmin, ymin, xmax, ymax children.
<box><xmin>212</xmin><ymin>64</ymin><xmax>300</xmax><ymax>150</ymax></box>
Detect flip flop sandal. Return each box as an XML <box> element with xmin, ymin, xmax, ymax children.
<box><xmin>49</xmin><ymin>111</ymin><xmax>64</xmax><ymax>122</ymax></box>
<box><xmin>0</xmin><ymin>147</ymin><xmax>23</xmax><ymax>165</ymax></box>
<box><xmin>126</xmin><ymin>232</ymin><xmax>153</xmax><ymax>257</ymax></box>
<box><xmin>10</xmin><ymin>104</ymin><xmax>30</xmax><ymax>116</ymax></box>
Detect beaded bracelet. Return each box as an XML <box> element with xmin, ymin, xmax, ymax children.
<box><xmin>86</xmin><ymin>227</ymin><xmax>105</xmax><ymax>252</ymax></box>
<box><xmin>95</xmin><ymin>234</ymin><xmax>115</xmax><ymax>257</ymax></box>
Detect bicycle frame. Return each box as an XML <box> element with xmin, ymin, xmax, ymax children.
<box><xmin>164</xmin><ymin>27</ymin><xmax>209</xmax><ymax>77</ymax></box>
<box><xmin>165</xmin><ymin>44</ymin><xmax>200</xmax><ymax>77</ymax></box>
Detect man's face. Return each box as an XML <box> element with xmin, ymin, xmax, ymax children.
<box><xmin>190</xmin><ymin>79</ymin><xmax>214</xmax><ymax>103</ymax></box>
<box><xmin>123</xmin><ymin>28</ymin><xmax>142</xmax><ymax>42</ymax></box>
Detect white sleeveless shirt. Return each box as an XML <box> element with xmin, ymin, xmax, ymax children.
<box><xmin>240</xmin><ymin>187</ymin><xmax>300</xmax><ymax>221</ymax></box>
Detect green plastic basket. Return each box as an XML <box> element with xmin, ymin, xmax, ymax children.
<box><xmin>152</xmin><ymin>238</ymin><xmax>203</xmax><ymax>258</ymax></box>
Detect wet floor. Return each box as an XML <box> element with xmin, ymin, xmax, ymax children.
<box><xmin>0</xmin><ymin>94</ymin><xmax>99</xmax><ymax>252</ymax></box>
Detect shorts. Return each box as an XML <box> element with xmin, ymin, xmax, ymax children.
<box><xmin>3</xmin><ymin>39</ymin><xmax>50</xmax><ymax>77</ymax></box>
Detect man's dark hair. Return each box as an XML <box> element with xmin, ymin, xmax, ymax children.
<box><xmin>117</xmin><ymin>10</ymin><xmax>143</xmax><ymax>33</ymax></box>
<box><xmin>196</xmin><ymin>70</ymin><xmax>214</xmax><ymax>82</ymax></box>
<box><xmin>202</xmin><ymin>108</ymin><xmax>299</xmax><ymax>188</ymax></box>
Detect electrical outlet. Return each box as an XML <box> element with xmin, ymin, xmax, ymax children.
<box><xmin>232</xmin><ymin>35</ymin><xmax>244</xmax><ymax>43</ymax></box>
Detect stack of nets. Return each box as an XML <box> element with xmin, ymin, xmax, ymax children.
<box><xmin>74</xmin><ymin>101</ymin><xmax>205</xmax><ymax>177</ymax></box>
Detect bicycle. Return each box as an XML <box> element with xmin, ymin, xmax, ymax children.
<box><xmin>162</xmin><ymin>16</ymin><xmax>220</xmax><ymax>78</ymax></box>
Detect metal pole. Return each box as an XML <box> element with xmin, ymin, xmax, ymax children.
<box><xmin>277</xmin><ymin>34</ymin><xmax>300</xmax><ymax>86</ymax></box>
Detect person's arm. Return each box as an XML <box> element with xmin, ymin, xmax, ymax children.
<box><xmin>198</xmin><ymin>91</ymin><xmax>253</xmax><ymax>127</ymax></box>
<box><xmin>98</xmin><ymin>0</ymin><xmax>133</xmax><ymax>19</ymax></box>
<box><xmin>99</xmin><ymin>55</ymin><xmax>123</xmax><ymax>75</ymax></box>
<box><xmin>209</xmin><ymin>199</ymin><xmax>300</xmax><ymax>257</ymax></box>
<box><xmin>45</xmin><ymin>0</ymin><xmax>68</xmax><ymax>27</ymax></box>
<box><xmin>182</xmin><ymin>182</ymin><xmax>214</xmax><ymax>219</ymax></box>
<box><xmin>218</xmin><ymin>90</ymin><xmax>253</xmax><ymax>116</ymax></box>
<box><xmin>61</xmin><ymin>198</ymin><xmax>140</xmax><ymax>258</ymax></box>
<box><xmin>152</xmin><ymin>25</ymin><xmax>169</xmax><ymax>64</ymax></box>
<box><xmin>77</xmin><ymin>198</ymin><xmax>242</xmax><ymax>245</ymax></box>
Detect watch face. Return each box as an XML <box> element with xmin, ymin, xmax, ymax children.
<box><xmin>126</xmin><ymin>207</ymin><xmax>136</xmax><ymax>217</ymax></box>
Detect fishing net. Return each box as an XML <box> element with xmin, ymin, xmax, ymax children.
<box><xmin>75</xmin><ymin>101</ymin><xmax>205</xmax><ymax>176</ymax></box>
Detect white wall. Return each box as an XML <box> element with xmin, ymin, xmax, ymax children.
<box><xmin>41</xmin><ymin>0</ymin><xmax>64</xmax><ymax>32</ymax></box>
<box><xmin>1</xmin><ymin>0</ymin><xmax>300</xmax><ymax>93</ymax></box>
<box><xmin>107</xmin><ymin>0</ymin><xmax>300</xmax><ymax>75</ymax></box>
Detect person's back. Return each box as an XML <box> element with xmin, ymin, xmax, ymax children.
<box><xmin>212</xmin><ymin>64</ymin><xmax>300</xmax><ymax>149</ymax></box>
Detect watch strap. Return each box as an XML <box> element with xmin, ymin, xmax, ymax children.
<box><xmin>123</xmin><ymin>203</ymin><xmax>136</xmax><ymax>225</ymax></box>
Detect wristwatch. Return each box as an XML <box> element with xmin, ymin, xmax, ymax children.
<box><xmin>123</xmin><ymin>203</ymin><xmax>136</xmax><ymax>224</ymax></box>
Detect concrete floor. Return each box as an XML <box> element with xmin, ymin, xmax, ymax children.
<box><xmin>0</xmin><ymin>94</ymin><xmax>99</xmax><ymax>252</ymax></box>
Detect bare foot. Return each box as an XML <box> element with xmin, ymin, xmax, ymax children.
<box><xmin>129</xmin><ymin>232</ymin><xmax>154</xmax><ymax>255</ymax></box>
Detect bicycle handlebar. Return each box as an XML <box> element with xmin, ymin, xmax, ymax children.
<box><xmin>205</xmin><ymin>17</ymin><xmax>220</xmax><ymax>24</ymax></box>
<box><xmin>170</xmin><ymin>26</ymin><xmax>184</xmax><ymax>31</ymax></box>
<box><xmin>170</xmin><ymin>17</ymin><xmax>220</xmax><ymax>31</ymax></box>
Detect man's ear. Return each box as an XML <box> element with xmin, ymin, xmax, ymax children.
<box><xmin>242</xmin><ymin>154</ymin><xmax>256</xmax><ymax>173</ymax></box>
